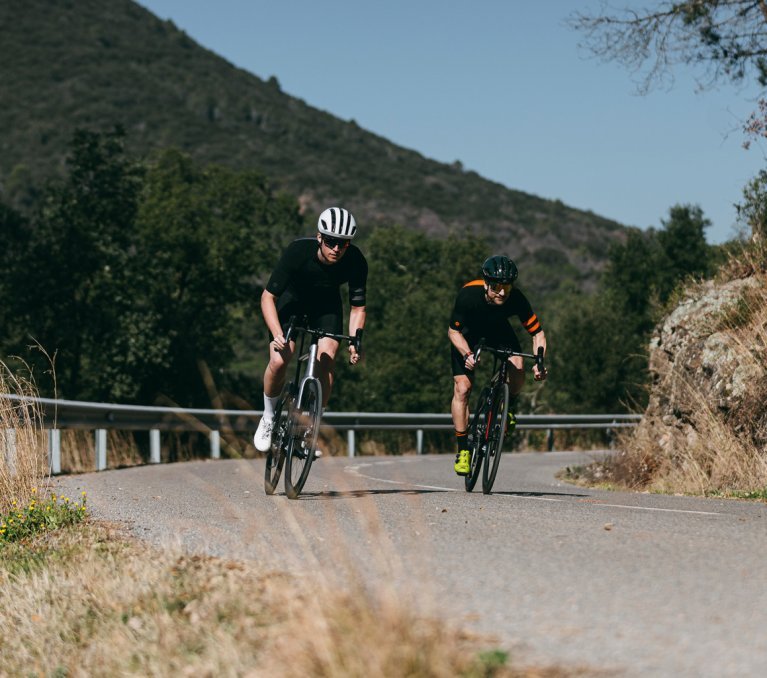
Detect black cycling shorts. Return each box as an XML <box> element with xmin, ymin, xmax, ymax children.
<box><xmin>451</xmin><ymin>324</ymin><xmax>521</xmax><ymax>377</ymax></box>
<box><xmin>275</xmin><ymin>295</ymin><xmax>344</xmax><ymax>338</ymax></box>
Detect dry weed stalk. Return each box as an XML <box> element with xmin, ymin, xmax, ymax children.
<box><xmin>0</xmin><ymin>362</ymin><xmax>48</xmax><ymax>513</ymax></box>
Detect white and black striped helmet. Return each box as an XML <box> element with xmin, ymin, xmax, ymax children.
<box><xmin>318</xmin><ymin>207</ymin><xmax>357</xmax><ymax>239</ymax></box>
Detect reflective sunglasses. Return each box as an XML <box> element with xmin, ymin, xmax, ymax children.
<box><xmin>487</xmin><ymin>281</ymin><xmax>512</xmax><ymax>293</ymax></box>
<box><xmin>322</xmin><ymin>235</ymin><xmax>350</xmax><ymax>250</ymax></box>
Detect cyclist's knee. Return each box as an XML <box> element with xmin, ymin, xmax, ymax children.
<box><xmin>318</xmin><ymin>337</ymin><xmax>339</xmax><ymax>360</ymax></box>
<box><xmin>453</xmin><ymin>376</ymin><xmax>472</xmax><ymax>400</ymax></box>
<box><xmin>268</xmin><ymin>350</ymin><xmax>291</xmax><ymax>375</ymax></box>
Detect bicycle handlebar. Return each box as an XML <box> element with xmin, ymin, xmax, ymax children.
<box><xmin>474</xmin><ymin>338</ymin><xmax>545</xmax><ymax>373</ymax></box>
<box><xmin>284</xmin><ymin>315</ymin><xmax>364</xmax><ymax>352</ymax></box>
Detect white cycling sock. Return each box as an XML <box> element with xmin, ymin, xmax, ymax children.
<box><xmin>263</xmin><ymin>394</ymin><xmax>279</xmax><ymax>418</ymax></box>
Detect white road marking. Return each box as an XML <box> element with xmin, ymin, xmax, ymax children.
<box><xmin>344</xmin><ymin>460</ymin><xmax>725</xmax><ymax>516</ymax></box>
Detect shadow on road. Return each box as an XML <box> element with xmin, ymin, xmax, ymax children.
<box><xmin>295</xmin><ymin>488</ymin><xmax>449</xmax><ymax>500</ymax></box>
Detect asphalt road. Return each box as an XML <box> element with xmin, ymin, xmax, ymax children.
<box><xmin>55</xmin><ymin>451</ymin><xmax>767</xmax><ymax>677</ymax></box>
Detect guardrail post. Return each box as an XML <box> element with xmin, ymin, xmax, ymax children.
<box><xmin>149</xmin><ymin>429</ymin><xmax>161</xmax><ymax>464</ymax></box>
<box><xmin>2</xmin><ymin>429</ymin><xmax>16</xmax><ymax>477</ymax></box>
<box><xmin>95</xmin><ymin>429</ymin><xmax>107</xmax><ymax>471</ymax></box>
<box><xmin>347</xmin><ymin>429</ymin><xmax>355</xmax><ymax>458</ymax></box>
<box><xmin>416</xmin><ymin>429</ymin><xmax>423</xmax><ymax>455</ymax></box>
<box><xmin>210</xmin><ymin>430</ymin><xmax>221</xmax><ymax>459</ymax></box>
<box><xmin>547</xmin><ymin>428</ymin><xmax>554</xmax><ymax>452</ymax></box>
<box><xmin>48</xmin><ymin>429</ymin><xmax>61</xmax><ymax>475</ymax></box>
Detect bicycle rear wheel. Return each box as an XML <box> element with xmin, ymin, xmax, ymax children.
<box><xmin>482</xmin><ymin>383</ymin><xmax>509</xmax><ymax>494</ymax></box>
<box><xmin>284</xmin><ymin>378</ymin><xmax>322</xmax><ymax>499</ymax></box>
<box><xmin>264</xmin><ymin>391</ymin><xmax>293</xmax><ymax>495</ymax></box>
<box><xmin>465</xmin><ymin>387</ymin><xmax>491</xmax><ymax>492</ymax></box>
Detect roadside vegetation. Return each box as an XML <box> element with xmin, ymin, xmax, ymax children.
<box><xmin>1</xmin><ymin>376</ymin><xmax>578</xmax><ymax>677</ymax></box>
<box><xmin>1</xmin><ymin>520</ymin><xmax>588</xmax><ymax>677</ymax></box>
<box><xmin>576</xmin><ymin>242</ymin><xmax>767</xmax><ymax>499</ymax></box>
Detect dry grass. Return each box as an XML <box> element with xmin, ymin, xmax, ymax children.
<box><xmin>0</xmin><ymin>363</ymin><xmax>49</xmax><ymax>514</ymax></box>
<box><xmin>595</xmin><ymin>268</ymin><xmax>767</xmax><ymax>497</ymax></box>
<box><xmin>59</xmin><ymin>428</ymin><xmax>144</xmax><ymax>473</ymax></box>
<box><xmin>0</xmin><ymin>521</ymin><xmax>579</xmax><ymax>678</ymax></box>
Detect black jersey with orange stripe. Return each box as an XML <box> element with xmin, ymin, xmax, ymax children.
<box><xmin>448</xmin><ymin>279</ymin><xmax>542</xmax><ymax>339</ymax></box>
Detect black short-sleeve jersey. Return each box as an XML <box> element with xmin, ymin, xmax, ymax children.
<box><xmin>266</xmin><ymin>238</ymin><xmax>368</xmax><ymax>307</ymax></box>
<box><xmin>449</xmin><ymin>280</ymin><xmax>542</xmax><ymax>341</ymax></box>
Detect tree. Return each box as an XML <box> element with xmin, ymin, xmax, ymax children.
<box><xmin>0</xmin><ymin>130</ymin><xmax>304</xmax><ymax>405</ymax></box>
<box><xmin>134</xmin><ymin>149</ymin><xmax>303</xmax><ymax>405</ymax></box>
<box><xmin>546</xmin><ymin>204</ymin><xmax>714</xmax><ymax>413</ymax></box>
<box><xmin>7</xmin><ymin>127</ymin><xmax>147</xmax><ymax>399</ymax></box>
<box><xmin>601</xmin><ymin>228</ymin><xmax>663</xmax><ymax>320</ymax></box>
<box><xmin>656</xmin><ymin>204</ymin><xmax>712</xmax><ymax>300</ymax></box>
<box><xmin>547</xmin><ymin>293</ymin><xmax>649</xmax><ymax>413</ymax></box>
<box><xmin>737</xmin><ymin>169</ymin><xmax>767</xmax><ymax>242</ymax></box>
<box><xmin>570</xmin><ymin>1</ymin><xmax>767</xmax><ymax>91</ymax></box>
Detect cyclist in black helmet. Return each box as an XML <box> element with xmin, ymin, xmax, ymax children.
<box><xmin>448</xmin><ymin>255</ymin><xmax>547</xmax><ymax>475</ymax></box>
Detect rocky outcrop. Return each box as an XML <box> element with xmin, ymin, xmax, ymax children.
<box><xmin>626</xmin><ymin>274</ymin><xmax>767</xmax><ymax>491</ymax></box>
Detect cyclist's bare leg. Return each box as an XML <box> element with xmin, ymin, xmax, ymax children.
<box><xmin>263</xmin><ymin>341</ymin><xmax>296</xmax><ymax>398</ymax></box>
<box><xmin>451</xmin><ymin>375</ymin><xmax>472</xmax><ymax>431</ymax></box>
<box><xmin>506</xmin><ymin>356</ymin><xmax>525</xmax><ymax>396</ymax></box>
<box><xmin>316</xmin><ymin>337</ymin><xmax>339</xmax><ymax>407</ymax></box>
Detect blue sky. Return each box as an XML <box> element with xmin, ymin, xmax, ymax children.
<box><xmin>138</xmin><ymin>0</ymin><xmax>766</xmax><ymax>244</ymax></box>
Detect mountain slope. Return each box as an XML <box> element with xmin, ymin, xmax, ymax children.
<box><xmin>0</xmin><ymin>0</ymin><xmax>625</xmax><ymax>292</ymax></box>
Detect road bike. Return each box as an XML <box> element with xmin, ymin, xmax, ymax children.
<box><xmin>264</xmin><ymin>315</ymin><xmax>363</xmax><ymax>499</ymax></box>
<box><xmin>464</xmin><ymin>341</ymin><xmax>545</xmax><ymax>494</ymax></box>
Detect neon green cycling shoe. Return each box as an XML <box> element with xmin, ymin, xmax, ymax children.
<box><xmin>506</xmin><ymin>410</ymin><xmax>516</xmax><ymax>435</ymax></box>
<box><xmin>454</xmin><ymin>449</ymin><xmax>471</xmax><ymax>476</ymax></box>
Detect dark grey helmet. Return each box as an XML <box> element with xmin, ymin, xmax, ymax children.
<box><xmin>481</xmin><ymin>255</ymin><xmax>518</xmax><ymax>284</ymax></box>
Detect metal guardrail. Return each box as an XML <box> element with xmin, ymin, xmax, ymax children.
<box><xmin>0</xmin><ymin>394</ymin><xmax>642</xmax><ymax>473</ymax></box>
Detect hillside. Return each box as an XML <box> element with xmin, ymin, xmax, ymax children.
<box><xmin>0</xmin><ymin>0</ymin><xmax>627</xmax><ymax>294</ymax></box>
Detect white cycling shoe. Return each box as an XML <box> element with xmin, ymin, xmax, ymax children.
<box><xmin>253</xmin><ymin>416</ymin><xmax>274</xmax><ymax>452</ymax></box>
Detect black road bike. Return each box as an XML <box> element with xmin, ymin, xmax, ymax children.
<box><xmin>264</xmin><ymin>316</ymin><xmax>363</xmax><ymax>499</ymax></box>
<box><xmin>464</xmin><ymin>341</ymin><xmax>545</xmax><ymax>494</ymax></box>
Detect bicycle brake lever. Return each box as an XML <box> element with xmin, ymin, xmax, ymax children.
<box><xmin>475</xmin><ymin>338</ymin><xmax>485</xmax><ymax>363</ymax></box>
<box><xmin>280</xmin><ymin>316</ymin><xmax>297</xmax><ymax>348</ymax></box>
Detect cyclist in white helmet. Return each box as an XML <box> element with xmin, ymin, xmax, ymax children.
<box><xmin>254</xmin><ymin>207</ymin><xmax>368</xmax><ymax>453</ymax></box>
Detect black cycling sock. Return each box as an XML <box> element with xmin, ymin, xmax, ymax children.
<box><xmin>455</xmin><ymin>429</ymin><xmax>468</xmax><ymax>453</ymax></box>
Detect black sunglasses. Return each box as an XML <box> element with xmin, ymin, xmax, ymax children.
<box><xmin>322</xmin><ymin>236</ymin><xmax>350</xmax><ymax>250</ymax></box>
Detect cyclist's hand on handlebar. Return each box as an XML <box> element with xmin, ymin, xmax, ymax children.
<box><xmin>271</xmin><ymin>334</ymin><xmax>287</xmax><ymax>352</ymax></box>
<box><xmin>533</xmin><ymin>364</ymin><xmax>547</xmax><ymax>381</ymax></box>
<box><xmin>349</xmin><ymin>343</ymin><xmax>362</xmax><ymax>365</ymax></box>
<box><xmin>464</xmin><ymin>352</ymin><xmax>477</xmax><ymax>371</ymax></box>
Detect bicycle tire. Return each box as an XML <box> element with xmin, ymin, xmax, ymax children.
<box><xmin>465</xmin><ymin>387</ymin><xmax>491</xmax><ymax>492</ymax></box>
<box><xmin>264</xmin><ymin>391</ymin><xmax>293</xmax><ymax>495</ymax></box>
<box><xmin>284</xmin><ymin>378</ymin><xmax>322</xmax><ymax>499</ymax></box>
<box><xmin>482</xmin><ymin>383</ymin><xmax>509</xmax><ymax>494</ymax></box>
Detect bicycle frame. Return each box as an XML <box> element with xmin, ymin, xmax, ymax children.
<box><xmin>464</xmin><ymin>339</ymin><xmax>545</xmax><ymax>494</ymax></box>
<box><xmin>264</xmin><ymin>315</ymin><xmax>363</xmax><ymax>499</ymax></box>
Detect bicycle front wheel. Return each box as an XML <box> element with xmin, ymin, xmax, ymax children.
<box><xmin>465</xmin><ymin>387</ymin><xmax>491</xmax><ymax>493</ymax></box>
<box><xmin>482</xmin><ymin>383</ymin><xmax>509</xmax><ymax>494</ymax></box>
<box><xmin>284</xmin><ymin>378</ymin><xmax>322</xmax><ymax>499</ymax></box>
<box><xmin>264</xmin><ymin>392</ymin><xmax>293</xmax><ymax>495</ymax></box>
